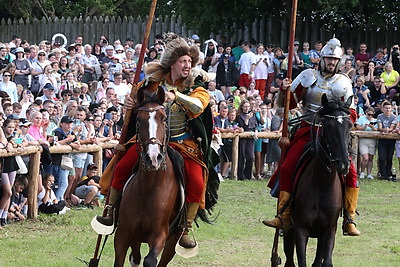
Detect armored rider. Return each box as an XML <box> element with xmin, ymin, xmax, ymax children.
<box><xmin>94</xmin><ymin>34</ymin><xmax>212</xmax><ymax>248</ymax></box>
<box><xmin>262</xmin><ymin>38</ymin><xmax>361</xmax><ymax>236</ymax></box>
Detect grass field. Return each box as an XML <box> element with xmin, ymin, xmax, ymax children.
<box><xmin>1</xmin><ymin>176</ymin><xmax>400</xmax><ymax>266</ymax></box>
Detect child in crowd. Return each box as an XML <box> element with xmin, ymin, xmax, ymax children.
<box><xmin>7</xmin><ymin>175</ymin><xmax>28</xmax><ymax>223</ymax></box>
<box><xmin>38</xmin><ymin>174</ymin><xmax>68</xmax><ymax>214</ymax></box>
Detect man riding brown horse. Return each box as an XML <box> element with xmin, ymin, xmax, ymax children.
<box><xmin>94</xmin><ymin>34</ymin><xmax>215</xmax><ymax>249</ymax></box>
<box><xmin>263</xmin><ymin>38</ymin><xmax>361</xmax><ymax>237</ymax></box>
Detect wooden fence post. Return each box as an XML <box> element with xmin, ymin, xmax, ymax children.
<box><xmin>93</xmin><ymin>148</ymin><xmax>103</xmax><ymax>176</ymax></box>
<box><xmin>28</xmin><ymin>151</ymin><xmax>41</xmax><ymax>219</ymax></box>
<box><xmin>231</xmin><ymin>135</ymin><xmax>240</xmax><ymax>181</ymax></box>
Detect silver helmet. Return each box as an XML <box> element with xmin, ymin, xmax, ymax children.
<box><xmin>320</xmin><ymin>37</ymin><xmax>343</xmax><ymax>73</ymax></box>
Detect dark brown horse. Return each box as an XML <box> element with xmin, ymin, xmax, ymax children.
<box><xmin>283</xmin><ymin>95</ymin><xmax>353</xmax><ymax>267</ymax></box>
<box><xmin>113</xmin><ymin>86</ymin><xmax>182</xmax><ymax>267</ymax></box>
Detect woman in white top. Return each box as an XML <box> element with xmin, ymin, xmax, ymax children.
<box><xmin>19</xmin><ymin>89</ymin><xmax>34</xmax><ymax>118</ymax></box>
<box><xmin>254</xmin><ymin>44</ymin><xmax>269</xmax><ymax>101</ymax></box>
<box><xmin>0</xmin><ymin>71</ymin><xmax>17</xmax><ymax>103</ymax></box>
<box><xmin>31</xmin><ymin>50</ymin><xmax>51</xmax><ymax>96</ymax></box>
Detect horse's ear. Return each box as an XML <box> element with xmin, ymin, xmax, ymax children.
<box><xmin>344</xmin><ymin>95</ymin><xmax>353</xmax><ymax>109</ymax></box>
<box><xmin>157</xmin><ymin>86</ymin><xmax>165</xmax><ymax>104</ymax></box>
<box><xmin>321</xmin><ymin>94</ymin><xmax>329</xmax><ymax>106</ymax></box>
<box><xmin>137</xmin><ymin>86</ymin><xmax>145</xmax><ymax>104</ymax></box>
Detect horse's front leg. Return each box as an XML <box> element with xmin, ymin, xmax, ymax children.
<box><xmin>129</xmin><ymin>241</ymin><xmax>141</xmax><ymax>267</ymax></box>
<box><xmin>295</xmin><ymin>227</ymin><xmax>309</xmax><ymax>267</ymax></box>
<box><xmin>158</xmin><ymin>232</ymin><xmax>180</xmax><ymax>267</ymax></box>
<box><xmin>320</xmin><ymin>226</ymin><xmax>337</xmax><ymax>267</ymax></box>
<box><xmin>144</xmin><ymin>230</ymin><xmax>168</xmax><ymax>267</ymax></box>
<box><xmin>114</xmin><ymin>228</ymin><xmax>132</xmax><ymax>267</ymax></box>
<box><xmin>283</xmin><ymin>228</ymin><xmax>295</xmax><ymax>267</ymax></box>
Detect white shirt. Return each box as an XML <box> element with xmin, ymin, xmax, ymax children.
<box><xmin>110</xmin><ymin>82</ymin><xmax>131</xmax><ymax>100</ymax></box>
<box><xmin>0</xmin><ymin>81</ymin><xmax>17</xmax><ymax>103</ymax></box>
<box><xmin>238</xmin><ymin>51</ymin><xmax>257</xmax><ymax>74</ymax></box>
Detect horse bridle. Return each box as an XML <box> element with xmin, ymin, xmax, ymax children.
<box><xmin>136</xmin><ymin>104</ymin><xmax>168</xmax><ymax>170</ymax></box>
<box><xmin>314</xmin><ymin>113</ymin><xmax>351</xmax><ymax>173</ymax></box>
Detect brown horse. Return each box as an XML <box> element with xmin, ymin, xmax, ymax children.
<box><xmin>113</xmin><ymin>86</ymin><xmax>182</xmax><ymax>267</ymax></box>
<box><xmin>283</xmin><ymin>95</ymin><xmax>353</xmax><ymax>267</ymax></box>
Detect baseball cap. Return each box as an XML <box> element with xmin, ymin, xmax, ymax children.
<box><xmin>105</xmin><ymin>45</ymin><xmax>114</xmax><ymax>50</ymax></box>
<box><xmin>7</xmin><ymin>113</ymin><xmax>20</xmax><ymax>120</ymax></box>
<box><xmin>19</xmin><ymin>118</ymin><xmax>32</xmax><ymax>127</ymax></box>
<box><xmin>294</xmin><ymin>41</ymin><xmax>300</xmax><ymax>45</ymax></box>
<box><xmin>87</xmin><ymin>162</ymin><xmax>98</xmax><ymax>170</ymax></box>
<box><xmin>60</xmin><ymin>116</ymin><xmax>74</xmax><ymax>123</ymax></box>
<box><xmin>223</xmin><ymin>53</ymin><xmax>230</xmax><ymax>58</ymax></box>
<box><xmin>43</xmin><ymin>83</ymin><xmax>55</xmax><ymax>90</ymax></box>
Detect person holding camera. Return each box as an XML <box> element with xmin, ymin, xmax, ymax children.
<box><xmin>356</xmin><ymin>106</ymin><xmax>377</xmax><ymax>179</ymax></box>
<box><xmin>388</xmin><ymin>44</ymin><xmax>400</xmax><ymax>73</ymax></box>
<box><xmin>38</xmin><ymin>174</ymin><xmax>68</xmax><ymax>214</ymax></box>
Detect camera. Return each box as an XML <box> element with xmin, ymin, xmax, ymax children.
<box><xmin>102</xmin><ymin>39</ymin><xmax>107</xmax><ymax>44</ymax></box>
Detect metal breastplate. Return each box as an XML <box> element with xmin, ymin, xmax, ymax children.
<box><xmin>161</xmin><ymin>82</ymin><xmax>190</xmax><ymax>138</ymax></box>
<box><xmin>168</xmin><ymin>102</ymin><xmax>189</xmax><ymax>137</ymax></box>
<box><xmin>302</xmin><ymin>72</ymin><xmax>353</xmax><ymax>118</ymax></box>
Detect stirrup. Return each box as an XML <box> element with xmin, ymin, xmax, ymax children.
<box><xmin>175</xmin><ymin>229</ymin><xmax>199</xmax><ymax>258</ymax></box>
<box><xmin>91</xmin><ymin>206</ymin><xmax>115</xmax><ymax>235</ymax></box>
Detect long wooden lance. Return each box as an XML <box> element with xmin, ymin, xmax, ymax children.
<box><xmin>271</xmin><ymin>0</ymin><xmax>298</xmax><ymax>266</ymax></box>
<box><xmin>89</xmin><ymin>0</ymin><xmax>158</xmax><ymax>266</ymax></box>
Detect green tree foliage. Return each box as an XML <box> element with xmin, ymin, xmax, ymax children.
<box><xmin>0</xmin><ymin>0</ymin><xmax>399</xmax><ymax>35</ymax></box>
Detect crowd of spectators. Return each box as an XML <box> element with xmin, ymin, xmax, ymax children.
<box><xmin>0</xmin><ymin>33</ymin><xmax>400</xmax><ymax>229</ymax></box>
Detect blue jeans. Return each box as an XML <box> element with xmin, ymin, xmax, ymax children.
<box><xmin>52</xmin><ymin>165</ymin><xmax>69</xmax><ymax>201</ymax></box>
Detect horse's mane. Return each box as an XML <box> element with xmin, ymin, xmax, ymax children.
<box><xmin>317</xmin><ymin>97</ymin><xmax>351</xmax><ymax>117</ymax></box>
<box><xmin>138</xmin><ymin>89</ymin><xmax>164</xmax><ymax>107</ymax></box>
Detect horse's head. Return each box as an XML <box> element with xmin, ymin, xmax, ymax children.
<box><xmin>136</xmin><ymin>86</ymin><xmax>167</xmax><ymax>171</ymax></box>
<box><xmin>318</xmin><ymin>94</ymin><xmax>353</xmax><ymax>175</ymax></box>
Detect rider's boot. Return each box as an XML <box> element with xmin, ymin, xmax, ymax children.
<box><xmin>179</xmin><ymin>202</ymin><xmax>199</xmax><ymax>248</ymax></box>
<box><xmin>343</xmin><ymin>187</ymin><xmax>361</xmax><ymax>236</ymax></box>
<box><xmin>262</xmin><ymin>191</ymin><xmax>291</xmax><ymax>230</ymax></box>
<box><xmin>96</xmin><ymin>187</ymin><xmax>122</xmax><ymax>226</ymax></box>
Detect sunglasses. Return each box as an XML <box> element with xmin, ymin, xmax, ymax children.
<box><xmin>3</xmin><ymin>74</ymin><xmax>11</xmax><ymax>77</ymax></box>
<box><xmin>38</xmin><ymin>54</ymin><xmax>45</xmax><ymax>56</ymax></box>
<box><xmin>86</xmin><ymin>118</ymin><xmax>94</xmax><ymax>122</ymax></box>
<box><xmin>63</xmin><ymin>94</ymin><xmax>72</xmax><ymax>97</ymax></box>
<box><xmin>367</xmin><ymin>113</ymin><xmax>374</xmax><ymax>116</ymax></box>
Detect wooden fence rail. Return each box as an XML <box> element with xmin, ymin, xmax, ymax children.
<box><xmin>0</xmin><ymin>15</ymin><xmax>398</xmax><ymax>53</ymax></box>
<box><xmin>2</xmin><ymin>130</ymin><xmax>398</xmax><ymax>219</ymax></box>
<box><xmin>220</xmin><ymin>131</ymin><xmax>400</xmax><ymax>180</ymax></box>
<box><xmin>0</xmin><ymin>140</ymin><xmax>118</xmax><ymax>219</ymax></box>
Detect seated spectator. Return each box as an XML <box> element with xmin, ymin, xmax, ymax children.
<box><xmin>246</xmin><ymin>81</ymin><xmax>259</xmax><ymax>98</ymax></box>
<box><xmin>38</xmin><ymin>174</ymin><xmax>68</xmax><ymax>214</ymax></box>
<box><xmin>37</xmin><ymin>83</ymin><xmax>57</xmax><ymax>102</ymax></box>
<box><xmin>207</xmin><ymin>80</ymin><xmax>224</xmax><ymax>103</ymax></box>
<box><xmin>368</xmin><ymin>76</ymin><xmax>387</xmax><ymax>107</ymax></box>
<box><xmin>7</xmin><ymin>175</ymin><xmax>28</xmax><ymax>223</ymax></box>
<box><xmin>370</xmin><ymin>48</ymin><xmax>387</xmax><ymax>76</ymax></box>
<box><xmin>340</xmin><ymin>59</ymin><xmax>356</xmax><ymax>82</ymax></box>
<box><xmin>19</xmin><ymin>89</ymin><xmax>34</xmax><ymax>118</ymax></box>
<box><xmin>75</xmin><ymin>163</ymin><xmax>101</xmax><ymax>208</ymax></box>
<box><xmin>28</xmin><ymin>110</ymin><xmax>49</xmax><ymax>145</ymax></box>
<box><xmin>353</xmin><ymin>76</ymin><xmax>370</xmax><ymax>110</ymax></box>
<box><xmin>381</xmin><ymin>62</ymin><xmax>400</xmax><ymax>102</ymax></box>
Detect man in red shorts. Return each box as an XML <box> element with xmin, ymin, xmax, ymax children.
<box><xmin>262</xmin><ymin>38</ymin><xmax>361</xmax><ymax>236</ymax></box>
